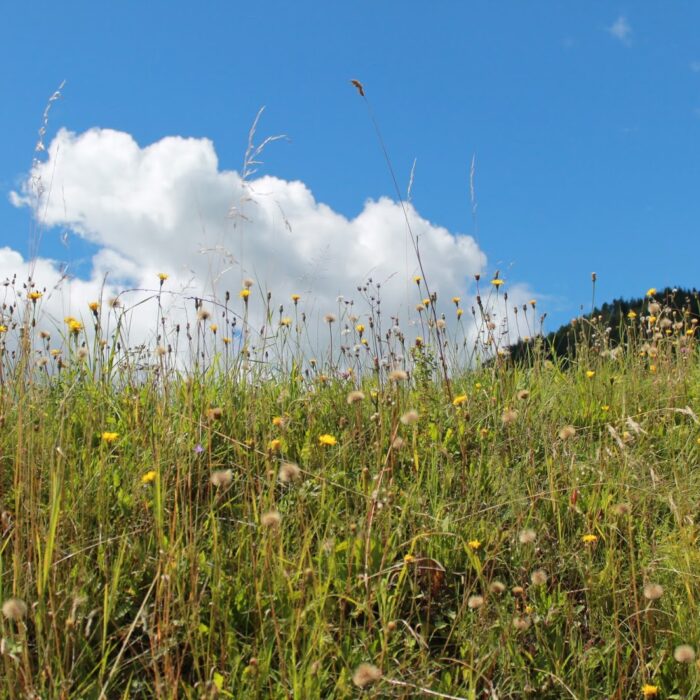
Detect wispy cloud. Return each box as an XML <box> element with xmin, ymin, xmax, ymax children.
<box><xmin>606</xmin><ymin>15</ymin><xmax>632</xmax><ymax>45</ymax></box>
<box><xmin>690</xmin><ymin>61</ymin><xmax>700</xmax><ymax>73</ymax></box>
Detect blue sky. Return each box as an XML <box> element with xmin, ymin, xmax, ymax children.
<box><xmin>2</xmin><ymin>1</ymin><xmax>700</xmax><ymax>333</ymax></box>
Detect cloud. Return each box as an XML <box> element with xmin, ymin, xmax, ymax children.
<box><xmin>606</xmin><ymin>15</ymin><xmax>632</xmax><ymax>45</ymax></box>
<box><xmin>8</xmin><ymin>127</ymin><xmax>533</xmax><ymax>363</ymax></box>
<box><xmin>691</xmin><ymin>61</ymin><xmax>700</xmax><ymax>73</ymax></box>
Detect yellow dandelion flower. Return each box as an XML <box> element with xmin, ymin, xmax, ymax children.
<box><xmin>582</xmin><ymin>534</ymin><xmax>598</xmax><ymax>544</ymax></box>
<box><xmin>239</xmin><ymin>289</ymin><xmax>251</xmax><ymax>299</ymax></box>
<box><xmin>627</xmin><ymin>310</ymin><xmax>637</xmax><ymax>319</ymax></box>
<box><xmin>452</xmin><ymin>394</ymin><xmax>468</xmax><ymax>406</ymax></box>
<box><xmin>222</xmin><ymin>336</ymin><xmax>231</xmax><ymax>344</ymax></box>
<box><xmin>601</xmin><ymin>404</ymin><xmax>610</xmax><ymax>412</ymax></box>
<box><xmin>467</xmin><ymin>539</ymin><xmax>481</xmax><ymax>550</ymax></box>
<box><xmin>355</xmin><ymin>324</ymin><xmax>365</xmax><ymax>333</ymax></box>
<box><xmin>491</xmin><ymin>278</ymin><xmax>504</xmax><ymax>287</ymax></box>
<box><xmin>586</xmin><ymin>370</ymin><xmax>595</xmax><ymax>378</ymax></box>
<box><xmin>268</xmin><ymin>438</ymin><xmax>282</xmax><ymax>452</ymax></box>
<box><xmin>210</xmin><ymin>324</ymin><xmax>218</xmax><ymax>333</ymax></box>
<box><xmin>158</xmin><ymin>272</ymin><xmax>169</xmax><ymax>282</ymax></box>
<box><xmin>529</xmin><ymin>299</ymin><xmax>536</xmax><ymax>307</ymax></box>
<box><xmin>646</xmin><ymin>288</ymin><xmax>657</xmax><ymax>297</ymax></box>
<box><xmin>272</xmin><ymin>416</ymin><xmax>284</xmax><ymax>427</ymax></box>
<box><xmin>280</xmin><ymin>317</ymin><xmax>292</xmax><ymax>327</ymax></box>
<box><xmin>0</xmin><ymin>325</ymin><xmax>7</xmax><ymax>333</ymax></box>
<box><xmin>141</xmin><ymin>470</ymin><xmax>157</xmax><ymax>484</ymax></box>
<box><xmin>88</xmin><ymin>301</ymin><xmax>99</xmax><ymax>312</ymax></box>
<box><xmin>28</xmin><ymin>291</ymin><xmax>43</xmax><ymax>301</ymax></box>
<box><xmin>422</xmin><ymin>298</ymin><xmax>431</xmax><ymax>308</ymax></box>
<box><xmin>649</xmin><ymin>364</ymin><xmax>657</xmax><ymax>373</ymax></box>
<box><xmin>291</xmin><ymin>293</ymin><xmax>300</xmax><ymax>303</ymax></box>
<box><xmin>318</xmin><ymin>434</ymin><xmax>337</xmax><ymax>446</ymax></box>
<box><xmin>361</xmin><ymin>337</ymin><xmax>368</xmax><ymax>345</ymax></box>
<box><xmin>68</xmin><ymin>319</ymin><xmax>83</xmax><ymax>334</ymax></box>
<box><xmin>457</xmin><ymin>308</ymin><xmax>463</xmax><ymax>318</ymax></box>
<box><xmin>101</xmin><ymin>431</ymin><xmax>119</xmax><ymax>443</ymax></box>
<box><xmin>414</xmin><ymin>276</ymin><xmax>422</xmax><ymax>284</ymax></box>
<box><xmin>452</xmin><ymin>296</ymin><xmax>461</xmax><ymax>305</ymax></box>
<box><xmin>642</xmin><ymin>684</ymin><xmax>658</xmax><ymax>698</ymax></box>
<box><xmin>403</xmin><ymin>554</ymin><xmax>415</xmax><ymax>564</ymax></box>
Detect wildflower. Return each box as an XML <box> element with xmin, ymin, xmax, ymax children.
<box><xmin>519</xmin><ymin>529</ymin><xmax>537</xmax><ymax>544</ymax></box>
<box><xmin>491</xmin><ymin>278</ymin><xmax>504</xmax><ymax>287</ymax></box>
<box><xmin>101</xmin><ymin>431</ymin><xmax>119</xmax><ymax>443</ymax></box>
<box><xmin>627</xmin><ymin>310</ymin><xmax>637</xmax><ymax>319</ymax></box>
<box><xmin>586</xmin><ymin>370</ymin><xmax>595</xmax><ymax>378</ymax></box>
<box><xmin>403</xmin><ymin>554</ymin><xmax>415</xmax><ymax>564</ymax></box>
<box><xmin>242</xmin><ymin>278</ymin><xmax>254</xmax><ymax>289</ymax></box>
<box><xmin>530</xmin><ymin>569</ymin><xmax>547</xmax><ymax>586</ymax></box>
<box><xmin>601</xmin><ymin>404</ymin><xmax>610</xmax><ymax>412</ymax></box>
<box><xmin>291</xmin><ymin>293</ymin><xmax>300</xmax><ymax>303</ymax></box>
<box><xmin>642</xmin><ymin>685</ymin><xmax>658</xmax><ymax>698</ymax></box>
<box><xmin>436</xmin><ymin>318</ymin><xmax>446</xmax><ymax>330</ymax></box>
<box><xmin>643</xmin><ymin>583</ymin><xmax>664</xmax><ymax>601</ymax></box>
<box><xmin>158</xmin><ymin>272</ymin><xmax>169</xmax><ymax>282</ymax></box>
<box><xmin>422</xmin><ymin>298</ymin><xmax>431</xmax><ymax>308</ymax></box>
<box><xmin>268</xmin><ymin>439</ymin><xmax>282</xmax><ymax>452</ymax></box>
<box><xmin>88</xmin><ymin>301</ymin><xmax>99</xmax><ymax>312</ymax></box>
<box><xmin>467</xmin><ymin>595</ymin><xmax>484</xmax><ymax>609</ymax></box>
<box><xmin>197</xmin><ymin>308</ymin><xmax>211</xmax><ymax>321</ymax></box>
<box><xmin>278</xmin><ymin>462</ymin><xmax>301</xmax><ymax>483</ymax></box>
<box><xmin>352</xmin><ymin>663</ymin><xmax>382</xmax><ymax>689</ymax></box>
<box><xmin>210</xmin><ymin>469</ymin><xmax>234</xmax><ymax>488</ymax></box>
<box><xmin>141</xmin><ymin>470</ymin><xmax>157</xmax><ymax>484</ymax></box>
<box><xmin>318</xmin><ymin>434</ymin><xmax>337</xmax><ymax>446</ymax></box>
<box><xmin>452</xmin><ymin>296</ymin><xmax>461</xmax><ymax>305</ymax></box>
<box><xmin>479</xmin><ymin>427</ymin><xmax>489</xmax><ymax>439</ymax></box>
<box><xmin>388</xmin><ymin>369</ymin><xmax>408</xmax><ymax>382</ymax></box>
<box><xmin>28</xmin><ymin>291</ymin><xmax>43</xmax><ymax>301</ymax></box>
<box><xmin>239</xmin><ymin>289</ymin><xmax>250</xmax><ymax>299</ymax></box>
<box><xmin>413</xmin><ymin>276</ymin><xmax>422</xmax><ymax>284</ymax></box>
<box><xmin>261</xmin><ymin>510</ymin><xmax>281</xmax><ymax>528</ymax></box>
<box><xmin>415</xmin><ymin>336</ymin><xmax>423</xmax><ymax>347</ymax></box>
<box><xmin>649</xmin><ymin>364</ymin><xmax>656</xmax><ymax>373</ymax></box>
<box><xmin>559</xmin><ymin>425</ymin><xmax>576</xmax><ymax>440</ymax></box>
<box><xmin>323</xmin><ymin>313</ymin><xmax>336</xmax><ymax>324</ymax></box>
<box><xmin>194</xmin><ymin>443</ymin><xmax>204</xmax><ymax>454</ymax></box>
<box><xmin>210</xmin><ymin>324</ymin><xmax>218</xmax><ymax>333</ymax></box>
<box><xmin>0</xmin><ymin>325</ymin><xmax>7</xmax><ymax>333</ymax></box>
<box><xmin>355</xmin><ymin>323</ymin><xmax>365</xmax><ymax>334</ymax></box>
<box><xmin>457</xmin><ymin>308</ymin><xmax>463</xmax><ymax>318</ymax></box>
<box><xmin>280</xmin><ymin>317</ymin><xmax>292</xmax><ymax>327</ymax></box>
<box><xmin>452</xmin><ymin>394</ymin><xmax>468</xmax><ymax>406</ymax></box>
<box><xmin>2</xmin><ymin>598</ymin><xmax>27</xmax><ymax>621</ymax></box>
<box><xmin>529</xmin><ymin>299</ymin><xmax>536</xmax><ymax>307</ymax></box>
<box><xmin>582</xmin><ymin>534</ymin><xmax>598</xmax><ymax>544</ymax></box>
<box><xmin>646</xmin><ymin>288</ymin><xmax>657</xmax><ymax>297</ymax></box>
<box><xmin>347</xmin><ymin>390</ymin><xmax>365</xmax><ymax>404</ymax></box>
<box><xmin>272</xmin><ymin>416</ymin><xmax>284</xmax><ymax>427</ymax></box>
<box><xmin>467</xmin><ymin>539</ymin><xmax>481</xmax><ymax>550</ymax></box>
<box><xmin>400</xmin><ymin>409</ymin><xmax>420</xmax><ymax>425</ymax></box>
<box><xmin>222</xmin><ymin>336</ymin><xmax>231</xmax><ymax>344</ymax></box>
<box><xmin>673</xmin><ymin>644</ymin><xmax>696</xmax><ymax>663</ymax></box>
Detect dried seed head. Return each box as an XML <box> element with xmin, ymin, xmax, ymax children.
<box><xmin>519</xmin><ymin>528</ymin><xmax>537</xmax><ymax>545</ymax></box>
<box><xmin>352</xmin><ymin>663</ymin><xmax>382</xmax><ymax>688</ymax></box>
<box><xmin>512</xmin><ymin>616</ymin><xmax>531</xmax><ymax>631</ymax></box>
<box><xmin>243</xmin><ymin>277</ymin><xmax>255</xmax><ymax>289</ymax></box>
<box><xmin>501</xmin><ymin>408</ymin><xmax>518</xmax><ymax>424</ymax></box>
<box><xmin>261</xmin><ymin>510</ymin><xmax>281</xmax><ymax>529</ymax></box>
<box><xmin>467</xmin><ymin>594</ymin><xmax>485</xmax><ymax>609</ymax></box>
<box><xmin>643</xmin><ymin>583</ymin><xmax>664</xmax><ymax>601</ymax></box>
<box><xmin>388</xmin><ymin>369</ymin><xmax>408</xmax><ymax>382</ymax></box>
<box><xmin>517</xmin><ymin>389</ymin><xmax>530</xmax><ymax>400</ymax></box>
<box><xmin>489</xmin><ymin>580</ymin><xmax>506</xmax><ymax>594</ymax></box>
<box><xmin>530</xmin><ymin>569</ymin><xmax>548</xmax><ymax>587</ymax></box>
<box><xmin>347</xmin><ymin>390</ymin><xmax>365</xmax><ymax>404</ymax></box>
<box><xmin>278</xmin><ymin>462</ymin><xmax>302</xmax><ymax>483</ymax></box>
<box><xmin>559</xmin><ymin>425</ymin><xmax>576</xmax><ymax>441</ymax></box>
<box><xmin>210</xmin><ymin>469</ymin><xmax>233</xmax><ymax>488</ymax></box>
<box><xmin>2</xmin><ymin>598</ymin><xmax>27</xmax><ymax>621</ymax></box>
<box><xmin>674</xmin><ymin>645</ymin><xmax>696</xmax><ymax>663</ymax></box>
<box><xmin>400</xmin><ymin>409</ymin><xmax>420</xmax><ymax>426</ymax></box>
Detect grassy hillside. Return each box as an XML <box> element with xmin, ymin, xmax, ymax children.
<box><xmin>1</xmin><ymin>283</ymin><xmax>699</xmax><ymax>699</ymax></box>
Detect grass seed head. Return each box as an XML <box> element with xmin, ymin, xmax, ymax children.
<box><xmin>352</xmin><ymin>663</ymin><xmax>382</xmax><ymax>688</ymax></box>
<box><xmin>2</xmin><ymin>598</ymin><xmax>27</xmax><ymax>621</ymax></box>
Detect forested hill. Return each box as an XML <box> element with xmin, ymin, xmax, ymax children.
<box><xmin>507</xmin><ymin>287</ymin><xmax>700</xmax><ymax>365</ymax></box>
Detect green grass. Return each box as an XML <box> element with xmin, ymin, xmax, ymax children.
<box><xmin>1</xmin><ymin>284</ymin><xmax>699</xmax><ymax>699</ymax></box>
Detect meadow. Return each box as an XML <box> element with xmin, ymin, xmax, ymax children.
<box><xmin>0</xmin><ymin>275</ymin><xmax>699</xmax><ymax>700</ymax></box>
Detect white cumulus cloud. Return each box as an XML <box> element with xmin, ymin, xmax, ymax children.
<box><xmin>606</xmin><ymin>15</ymin><xmax>632</xmax><ymax>45</ymax></box>
<box><xmin>7</xmin><ymin>127</ymin><xmax>534</xmax><ymax>362</ymax></box>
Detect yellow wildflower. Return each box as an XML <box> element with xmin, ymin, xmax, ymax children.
<box><xmin>457</xmin><ymin>308</ymin><xmax>463</xmax><ymax>318</ymax></box>
<box><xmin>582</xmin><ymin>534</ymin><xmax>598</xmax><ymax>544</ymax></box>
<box><xmin>141</xmin><ymin>470</ymin><xmax>157</xmax><ymax>484</ymax></box>
<box><xmin>452</xmin><ymin>296</ymin><xmax>461</xmax><ymax>305</ymax></box>
<box><xmin>88</xmin><ymin>301</ymin><xmax>99</xmax><ymax>312</ymax></box>
<box><xmin>239</xmin><ymin>289</ymin><xmax>251</xmax><ymax>299</ymax></box>
<box><xmin>68</xmin><ymin>319</ymin><xmax>83</xmax><ymax>334</ymax></box>
<box><xmin>210</xmin><ymin>324</ymin><xmax>218</xmax><ymax>333</ymax></box>
<box><xmin>403</xmin><ymin>554</ymin><xmax>415</xmax><ymax>564</ymax></box>
<box><xmin>268</xmin><ymin>439</ymin><xmax>282</xmax><ymax>452</ymax></box>
<box><xmin>318</xmin><ymin>434</ymin><xmax>337</xmax><ymax>447</ymax></box>
<box><xmin>642</xmin><ymin>685</ymin><xmax>658</xmax><ymax>698</ymax></box>
<box><xmin>452</xmin><ymin>394</ymin><xmax>468</xmax><ymax>406</ymax></box>
<box><xmin>646</xmin><ymin>288</ymin><xmax>656</xmax><ymax>297</ymax></box>
<box><xmin>467</xmin><ymin>539</ymin><xmax>481</xmax><ymax>550</ymax></box>
<box><xmin>586</xmin><ymin>370</ymin><xmax>595</xmax><ymax>378</ymax></box>
<box><xmin>355</xmin><ymin>324</ymin><xmax>365</xmax><ymax>333</ymax></box>
<box><xmin>422</xmin><ymin>298</ymin><xmax>431</xmax><ymax>308</ymax></box>
<box><xmin>158</xmin><ymin>272</ymin><xmax>169</xmax><ymax>282</ymax></box>
<box><xmin>222</xmin><ymin>337</ymin><xmax>232</xmax><ymax>344</ymax></box>
<box><xmin>414</xmin><ymin>276</ymin><xmax>422</xmax><ymax>284</ymax></box>
<box><xmin>627</xmin><ymin>310</ymin><xmax>637</xmax><ymax>319</ymax></box>
<box><xmin>491</xmin><ymin>278</ymin><xmax>504</xmax><ymax>287</ymax></box>
<box><xmin>0</xmin><ymin>325</ymin><xmax>6</xmax><ymax>333</ymax></box>
<box><xmin>101</xmin><ymin>431</ymin><xmax>119</xmax><ymax>443</ymax></box>
<box><xmin>28</xmin><ymin>291</ymin><xmax>43</xmax><ymax>301</ymax></box>
<box><xmin>291</xmin><ymin>293</ymin><xmax>300</xmax><ymax>303</ymax></box>
<box><xmin>272</xmin><ymin>416</ymin><xmax>284</xmax><ymax>427</ymax></box>
<box><xmin>280</xmin><ymin>317</ymin><xmax>292</xmax><ymax>327</ymax></box>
